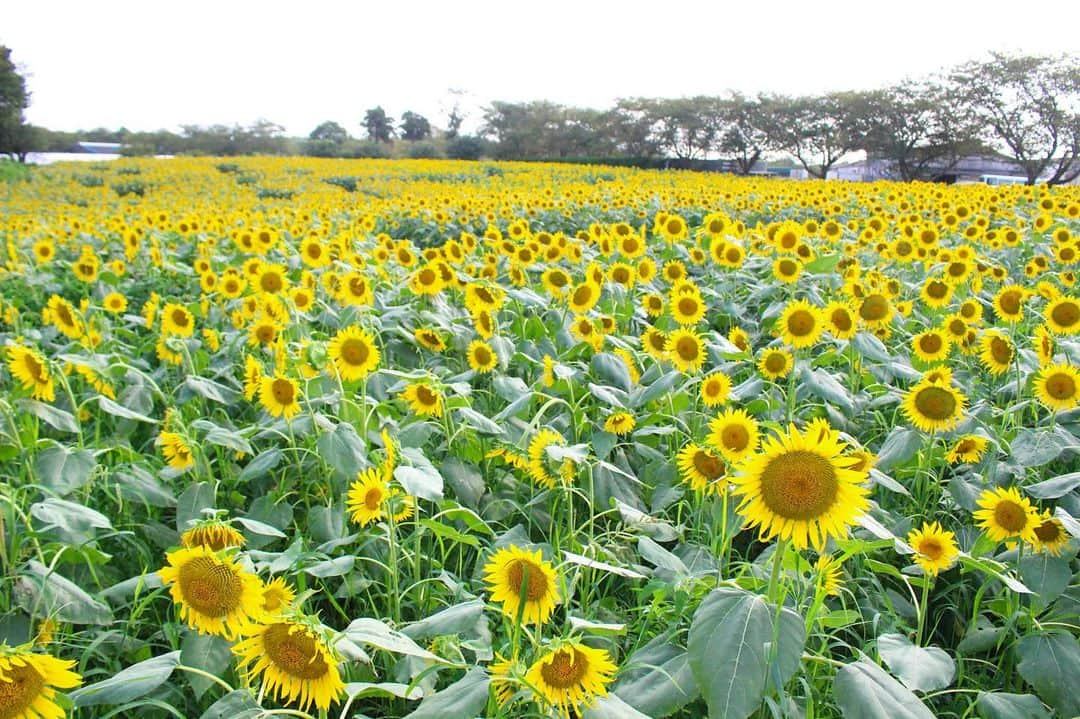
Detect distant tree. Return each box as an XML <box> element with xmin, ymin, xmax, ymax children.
<box><xmin>0</xmin><ymin>46</ymin><xmax>32</xmax><ymax>161</ymax></box>
<box><xmin>764</xmin><ymin>92</ymin><xmax>863</xmax><ymax>178</ymax></box>
<box><xmin>646</xmin><ymin>96</ymin><xmax>720</xmax><ymax>160</ymax></box>
<box><xmin>446</xmin><ymin>135</ymin><xmax>486</xmax><ymax>160</ymax></box>
<box><xmin>445</xmin><ymin>106</ymin><xmax>464</xmax><ymax>139</ymax></box>
<box><xmin>608</xmin><ymin>99</ymin><xmax>663</xmax><ymax>158</ymax></box>
<box><xmin>951</xmin><ymin>53</ymin><xmax>1080</xmax><ymax>185</ymax></box>
<box><xmin>309</xmin><ymin>121</ymin><xmax>350</xmax><ymax>143</ymax></box>
<box><xmin>363</xmin><ymin>106</ymin><xmax>394</xmax><ymax>143</ymax></box>
<box><xmin>716</xmin><ymin>93</ymin><xmax>773</xmax><ymax>174</ymax></box>
<box><xmin>400</xmin><ymin>111</ymin><xmax>432</xmax><ymax>141</ymax></box>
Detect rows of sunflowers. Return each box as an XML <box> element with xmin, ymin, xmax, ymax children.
<box><xmin>1</xmin><ymin>157</ymin><xmax>1079</xmax><ymax>718</ymax></box>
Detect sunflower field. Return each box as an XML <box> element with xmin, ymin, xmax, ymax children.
<box><xmin>1</xmin><ymin>157</ymin><xmax>1080</xmax><ymax>719</ymax></box>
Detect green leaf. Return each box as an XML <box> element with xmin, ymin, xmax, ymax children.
<box><xmin>875</xmin><ymin>427</ymin><xmax>922</xmax><ymax>472</ymax></box>
<box><xmin>402</xmin><ymin>600</ymin><xmax>485</xmax><ymax>641</ymax></box>
<box><xmin>31</xmin><ymin>498</ymin><xmax>112</xmax><ymax>543</ymax></box>
<box><xmin>70</xmin><ymin>651</ymin><xmax>181</xmax><ymax>707</ymax></box>
<box><xmin>440</xmin><ymin>458</ymin><xmax>484</xmax><ymax>508</ymax></box>
<box><xmin>1015</xmin><ymin>630</ymin><xmax>1080</xmax><ymax>717</ymax></box>
<box><xmin>614</xmin><ymin>634</ymin><xmax>698</xmax><ymax>717</ymax></box>
<box><xmin>304</xmin><ymin>555</ymin><xmax>354</xmax><ymax>577</ymax></box>
<box><xmin>589</xmin><ymin>382</ymin><xmax>628</xmax><ymax>408</ymax></box>
<box><xmin>804</xmin><ymin>253</ymin><xmax>840</xmax><ymax>273</ymax></box>
<box><xmin>395</xmin><ymin>465</ymin><xmax>444</xmax><ymax>502</ymax></box>
<box><xmin>317</xmin><ymin>422</ymin><xmax>368</xmax><ymax>479</ymax></box>
<box><xmin>238</xmin><ymin>447</ymin><xmax>282</xmax><ymax>482</ymax></box>
<box><xmin>833</xmin><ymin>658</ymin><xmax>935</xmax><ymax>719</ymax></box>
<box><xmin>344</xmin><ymin>618</ymin><xmax>453</xmax><ymax>664</ymax></box>
<box><xmin>184</xmin><ymin>375</ymin><xmax>240</xmax><ymax>404</ymax></box>
<box><xmin>592</xmin><ymin>352</ymin><xmax>632</xmax><ymax>392</ymax></box>
<box><xmin>14</xmin><ymin>560</ymin><xmax>113</xmax><ymax>625</ymax></box>
<box><xmin>582</xmin><ymin>693</ymin><xmax>653</xmax><ymax>719</ymax></box>
<box><xmin>976</xmin><ymin>692</ymin><xmax>1050</xmax><ymax>719</ymax></box>
<box><xmin>181</xmin><ymin>631</ymin><xmax>233</xmax><ymax>699</ymax></box>
<box><xmin>852</xmin><ymin>332</ymin><xmax>893</xmax><ymax>363</ymax></box>
<box><xmin>97</xmin><ymin>395</ymin><xmax>158</xmax><ymax>423</ymax></box>
<box><xmin>455</xmin><ymin>406</ymin><xmax>505</xmax><ymax>436</ymax></box>
<box><xmin>345</xmin><ymin>682</ymin><xmax>423</xmax><ymax>701</ymax></box>
<box><xmin>198</xmin><ymin>691</ymin><xmax>261</xmax><ymax>719</ymax></box>
<box><xmin>176</xmin><ymin>481</ymin><xmax>216</xmax><ymax>531</ymax></box>
<box><xmin>407</xmin><ymin>667</ymin><xmax>488</xmax><ymax>719</ymax></box>
<box><xmin>17</xmin><ymin>398</ymin><xmax>79</xmax><ymax>433</ymax></box>
<box><xmin>1019</xmin><ymin>551</ymin><xmax>1072</xmax><ymax>605</ymax></box>
<box><xmin>34</xmin><ymin>444</ymin><xmax>96</xmax><ymax>495</ymax></box>
<box><xmin>1010</xmin><ymin>429</ymin><xmax>1069</xmax><ymax>467</ymax></box>
<box><xmin>876</xmin><ymin>633</ymin><xmax>955</xmax><ymax>692</ymax></box>
<box><xmin>801</xmin><ymin>366</ymin><xmax>855</xmax><ymax>414</ymax></box>
<box><xmin>115</xmin><ymin>467</ymin><xmax>176</xmax><ymax>507</ymax></box>
<box><xmin>687</xmin><ymin>587</ymin><xmax>805</xmax><ymax>719</ymax></box>
<box><xmin>632</xmin><ymin>370</ymin><xmax>682</xmax><ymax>408</ymax></box>
<box><xmin>1024</xmin><ymin>471</ymin><xmax>1080</xmax><ymax>499</ymax></box>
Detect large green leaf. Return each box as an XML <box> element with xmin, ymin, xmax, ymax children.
<box><xmin>876</xmin><ymin>633</ymin><xmax>955</xmax><ymax>692</ymax></box>
<box><xmin>198</xmin><ymin>691</ymin><xmax>261</xmax><ymax>719</ymax></box>
<box><xmin>17</xmin><ymin>399</ymin><xmax>79</xmax><ymax>433</ymax></box>
<box><xmin>14</xmin><ymin>560</ymin><xmax>113</xmax><ymax>625</ymax></box>
<box><xmin>1015</xmin><ymin>630</ymin><xmax>1080</xmax><ymax>717</ymax></box>
<box><xmin>407</xmin><ymin>667</ymin><xmax>488</xmax><ymax>718</ymax></box>
<box><xmin>34</xmin><ymin>444</ymin><xmax>96</xmax><ymax>495</ymax></box>
<box><xmin>344</xmin><ymin>618</ymin><xmax>452</xmax><ymax>663</ymax></box>
<box><xmin>833</xmin><ymin>658</ymin><xmax>935</xmax><ymax>719</ymax></box>
<box><xmin>976</xmin><ymin>692</ymin><xmax>1050</xmax><ymax>719</ymax></box>
<box><xmin>1024</xmin><ymin>471</ymin><xmax>1080</xmax><ymax>499</ymax></box>
<box><xmin>614</xmin><ymin>633</ymin><xmax>699</xmax><ymax>717</ymax></box>
<box><xmin>181</xmin><ymin>631</ymin><xmax>233</xmax><ymax>699</ymax></box>
<box><xmin>875</xmin><ymin>427</ymin><xmax>922</xmax><ymax>472</ymax></box>
<box><xmin>582</xmin><ymin>693</ymin><xmax>652</xmax><ymax>719</ymax></box>
<box><xmin>687</xmin><ymin>587</ymin><xmax>805</xmax><ymax>719</ymax></box>
<box><xmin>1019</xmin><ymin>551</ymin><xmax>1072</xmax><ymax>605</ymax></box>
<box><xmin>70</xmin><ymin>651</ymin><xmax>181</xmax><ymax>707</ymax></box>
<box><xmin>317</xmin><ymin>422</ymin><xmax>369</xmax><ymax>479</ymax></box>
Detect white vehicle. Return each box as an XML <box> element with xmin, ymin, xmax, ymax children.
<box><xmin>980</xmin><ymin>174</ymin><xmax>1027</xmax><ymax>186</ymax></box>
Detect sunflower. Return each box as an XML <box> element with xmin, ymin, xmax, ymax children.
<box><xmin>1044</xmin><ymin>296</ymin><xmax>1080</xmax><ymax>335</ymax></box>
<box><xmin>857</xmin><ymin>293</ymin><xmax>893</xmax><ymax>328</ymax></box>
<box><xmin>778</xmin><ymin>300</ymin><xmax>824</xmax><ymax>349</ymax></box>
<box><xmin>906</xmin><ymin>521</ymin><xmax>959</xmax><ymax>576</ymax></box>
<box><xmin>902</xmin><ymin>379</ymin><xmax>966</xmax><ymax>433</ymax></box>
<box><xmin>666</xmin><ymin>328</ymin><xmax>705</xmax><ymax>373</ymax></box>
<box><xmin>641</xmin><ymin>327</ymin><xmax>668</xmax><ymax>362</ymax></box>
<box><xmin>0</xmin><ymin>648</ymin><xmax>82</xmax><ymax>719</ymax></box>
<box><xmin>973</xmin><ymin>486</ymin><xmax>1040</xmax><ymax>544</ymax></box>
<box><xmin>483</xmin><ymin>545</ymin><xmax>560</xmax><ymax>625</ymax></box>
<box><xmin>46</xmin><ymin>295</ymin><xmax>83</xmax><ymax>339</ymax></box>
<box><xmin>757</xmin><ymin>347</ymin><xmax>794</xmax><ymax>380</ymax></box>
<box><xmin>526</xmin><ymin>642</ymin><xmax>616</xmax><ymax>715</ymax></box>
<box><xmin>978</xmin><ymin>330</ymin><xmax>1014</xmax><ymax>375</ymax></box>
<box><xmin>947</xmin><ymin>435</ymin><xmax>988</xmax><ymax>464</ymax></box>
<box><xmin>700</xmin><ymin>371</ymin><xmax>731</xmax><ymax>407</ymax></box>
<box><xmin>642</xmin><ymin>293</ymin><xmax>664</xmax><ymax>317</ymax></box>
<box><xmin>824</xmin><ymin>301</ymin><xmax>857</xmax><ymax>341</ymax></box>
<box><xmin>911</xmin><ymin>330</ymin><xmax>951</xmax><ymax>364</ymax></box>
<box><xmin>102</xmin><ymin>292</ymin><xmax>127</xmax><ymax>314</ymax></box>
<box><xmin>528</xmin><ymin>428</ymin><xmax>568</xmax><ymax>489</ymax></box>
<box><xmin>158</xmin><ymin>431</ymin><xmax>195</xmax><ymax>471</ymax></box>
<box><xmin>259</xmin><ymin>374</ymin><xmax>302</xmax><ymax>420</ymax></box>
<box><xmin>161</xmin><ymin>302</ymin><xmax>195</xmax><ymax>337</ymax></box>
<box><xmin>1031</xmin><ymin>513</ymin><xmax>1071</xmax><ymax>556</ymax></box>
<box><xmin>772</xmin><ymin>257</ymin><xmax>803</xmax><ymax>284</ymax></box>
<box><xmin>467</xmin><ymin>340</ymin><xmax>498</xmax><ymax>373</ymax></box>
<box><xmin>346</xmin><ymin>468</ymin><xmax>391</xmax><ymax>527</ymax></box>
<box><xmin>730</xmin><ymin>422</ymin><xmax>869</xmax><ymax>550</ymax></box>
<box><xmin>489</xmin><ymin>655</ymin><xmax>525</xmax><ymax>708</ymax></box>
<box><xmin>567</xmin><ymin>281</ymin><xmax>601</xmax><ymax>314</ymax></box>
<box><xmin>5</xmin><ymin>344</ymin><xmax>55</xmax><ymax>402</ymax></box>
<box><xmin>707</xmin><ymin>408</ymin><xmax>760</xmax><ymax>464</ymax></box>
<box><xmin>670</xmin><ymin>292</ymin><xmax>706</xmax><ymax>326</ymax></box>
<box><xmin>728</xmin><ymin>327</ymin><xmax>751</xmax><ymax>353</ymax></box>
<box><xmin>327</xmin><ymin>326</ymin><xmax>380</xmax><ymax>382</ymax></box>
<box><xmin>261</xmin><ymin>577</ymin><xmax>297</xmax><ymax>615</ymax></box>
<box><xmin>677</xmin><ymin>442</ymin><xmax>728</xmax><ymax>493</ymax></box>
<box><xmin>157</xmin><ymin>545</ymin><xmax>265</xmax><ymax>638</ymax></box>
<box><xmin>815</xmin><ymin>554</ymin><xmax>843</xmax><ymax>596</ymax></box>
<box><xmin>181</xmin><ymin>518</ymin><xmax>245</xmax><ymax>551</ymax></box>
<box><xmin>1033</xmin><ymin>324</ymin><xmax>1055</xmax><ymax>366</ymax></box>
<box><xmin>401</xmin><ymin>381</ymin><xmax>444</xmax><ymax>417</ymax></box>
<box><xmin>542</xmin><ymin>268</ymin><xmax>572</xmax><ymax>297</ymax></box>
<box><xmin>603</xmin><ymin>412</ymin><xmax>635</xmax><ymax>436</ymax></box>
<box><xmin>414</xmin><ymin>328</ymin><xmax>447</xmax><ymax>352</ymax></box>
<box><xmin>233</xmin><ymin>620</ymin><xmax>345</xmax><ymax>712</ymax></box>
<box><xmin>920</xmin><ymin>278</ymin><xmax>953</xmax><ymax>309</ymax></box>
<box><xmin>1034</xmin><ymin>363</ymin><xmax>1080</xmax><ymax>411</ymax></box>
<box><xmin>993</xmin><ymin>285</ymin><xmax>1027</xmax><ymax>323</ymax></box>
<box><xmin>243</xmin><ymin>355</ymin><xmax>263</xmax><ymax>401</ymax></box>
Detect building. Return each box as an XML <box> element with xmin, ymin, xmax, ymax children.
<box><xmin>826</xmin><ymin>154</ymin><xmax>1028</xmax><ymax>184</ymax></box>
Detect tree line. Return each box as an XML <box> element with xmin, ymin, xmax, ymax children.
<box><xmin>2</xmin><ymin>48</ymin><xmax>1078</xmax><ymax>184</ymax></box>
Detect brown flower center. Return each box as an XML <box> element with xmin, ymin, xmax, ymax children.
<box><xmin>505</xmin><ymin>559</ymin><xmax>549</xmax><ymax>602</ymax></box>
<box><xmin>178</xmin><ymin>556</ymin><xmax>243</xmax><ymax>617</ymax></box>
<box><xmin>917</xmin><ymin>537</ymin><xmax>944</xmax><ymax>560</ymax></box>
<box><xmin>1051</xmin><ymin>301</ymin><xmax>1080</xmax><ymax>328</ymax></box>
<box><xmin>340</xmin><ymin>338</ymin><xmax>370</xmax><ymax>367</ymax></box>
<box><xmin>720</xmin><ymin>424</ymin><xmax>750</xmax><ymax>452</ymax></box>
<box><xmin>914</xmin><ymin>386</ymin><xmax>957</xmax><ymax>420</ymax></box>
<box><xmin>993</xmin><ymin>500</ymin><xmax>1028</xmax><ymax>533</ymax></box>
<box><xmin>693</xmin><ymin>449</ymin><xmax>725</xmax><ymax>480</ymax></box>
<box><xmin>0</xmin><ymin>661</ymin><xmax>46</xmax><ymax>717</ymax></box>
<box><xmin>859</xmin><ymin>294</ymin><xmax>889</xmax><ymax>322</ymax></box>
<box><xmin>540</xmin><ymin>648</ymin><xmax>589</xmax><ymax>689</ymax></box>
<box><xmin>787</xmin><ymin>310</ymin><xmax>816</xmax><ymax>337</ymax></box>
<box><xmin>264</xmin><ymin>623</ymin><xmax>329</xmax><ymax>680</ymax></box>
<box><xmin>1046</xmin><ymin>372</ymin><xmax>1077</xmax><ymax>400</ymax></box>
<box><xmin>759</xmin><ymin>450</ymin><xmax>839</xmax><ymax>520</ymax></box>
<box><xmin>271</xmin><ymin>379</ymin><xmax>295</xmax><ymax>404</ymax></box>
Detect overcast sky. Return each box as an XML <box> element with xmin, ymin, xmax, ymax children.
<box><xmin>3</xmin><ymin>0</ymin><xmax>1078</xmax><ymax>136</ymax></box>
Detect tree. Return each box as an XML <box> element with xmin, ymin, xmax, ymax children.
<box><xmin>0</xmin><ymin>46</ymin><xmax>31</xmax><ymax>161</ymax></box>
<box><xmin>764</xmin><ymin>92</ymin><xmax>863</xmax><ymax>178</ymax></box>
<box><xmin>309</xmin><ymin>121</ymin><xmax>350</xmax><ymax>144</ymax></box>
<box><xmin>363</xmin><ymin>106</ymin><xmax>394</xmax><ymax>143</ymax></box>
<box><xmin>400</xmin><ymin>111</ymin><xmax>432</xmax><ymax>141</ymax></box>
<box><xmin>445</xmin><ymin>106</ymin><xmax>464</xmax><ymax>139</ymax></box>
<box><xmin>951</xmin><ymin>53</ymin><xmax>1080</xmax><ymax>185</ymax></box>
<box><xmin>645</xmin><ymin>96</ymin><xmax>720</xmax><ymax>160</ymax></box>
<box><xmin>716</xmin><ymin>93</ymin><xmax>773</xmax><ymax>174</ymax></box>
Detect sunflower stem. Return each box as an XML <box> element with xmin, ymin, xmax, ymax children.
<box><xmin>768</xmin><ymin>539</ymin><xmax>787</xmax><ymax>604</ymax></box>
<box><xmin>916</xmin><ymin>577</ymin><xmax>931</xmax><ymax>645</ymax></box>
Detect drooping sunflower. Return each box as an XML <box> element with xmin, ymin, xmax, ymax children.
<box><xmin>157</xmin><ymin>545</ymin><xmax>265</xmax><ymax>638</ymax></box>
<box><xmin>978</xmin><ymin>330</ymin><xmax>1014</xmax><ymax>375</ymax></box>
<box><xmin>677</xmin><ymin>442</ymin><xmax>728</xmax><ymax>493</ymax></box>
<box><xmin>233</xmin><ymin>620</ymin><xmax>345</xmax><ymax>712</ymax></box>
<box><xmin>525</xmin><ymin>642</ymin><xmax>616</xmax><ymax>715</ymax></box>
<box><xmin>46</xmin><ymin>295</ymin><xmax>83</xmax><ymax>339</ymax></box>
<box><xmin>158</xmin><ymin>431</ymin><xmax>195</xmax><ymax>472</ymax></box>
<box><xmin>666</xmin><ymin>328</ymin><xmax>705</xmax><ymax>373</ymax></box>
<box><xmin>327</xmin><ymin>326</ymin><xmax>380</xmax><ymax>382</ymax></box>
<box><xmin>467</xmin><ymin>340</ymin><xmax>498</xmax><ymax>373</ymax></box>
<box><xmin>1034</xmin><ymin>363</ymin><xmax>1080</xmax><ymax>411</ymax></box>
<box><xmin>906</xmin><ymin>522</ymin><xmax>959</xmax><ymax>576</ymax></box>
<box><xmin>483</xmin><ymin>545</ymin><xmax>560</xmax><ymax>625</ymax></box>
<box><xmin>911</xmin><ymin>330</ymin><xmax>951</xmax><ymax>364</ymax></box>
<box><xmin>414</xmin><ymin>328</ymin><xmax>447</xmax><ymax>352</ymax></box>
<box><xmin>1033</xmin><ymin>324</ymin><xmax>1055</xmax><ymax>366</ymax></box>
<box><xmin>5</xmin><ymin>343</ymin><xmax>55</xmax><ymax>402</ymax></box>
<box><xmin>489</xmin><ymin>654</ymin><xmax>525</xmax><ymax>709</ymax></box>
<box><xmin>973</xmin><ymin>487</ymin><xmax>1041</xmax><ymax>544</ymax></box>
<box><xmin>730</xmin><ymin>422</ymin><xmax>869</xmax><ymax>550</ymax></box>
<box><xmin>946</xmin><ymin>435</ymin><xmax>989</xmax><ymax>465</ymax></box>
<box><xmin>778</xmin><ymin>300</ymin><xmax>824</xmax><ymax>349</ymax></box>
<box><xmin>528</xmin><ymin>428</ymin><xmax>569</xmax><ymax>489</ymax></box>
<box><xmin>401</xmin><ymin>381</ymin><xmax>444</xmax><ymax>418</ymax></box>
<box><xmin>259</xmin><ymin>374</ymin><xmax>302</xmax><ymax>420</ymax></box>
<box><xmin>901</xmin><ymin>379</ymin><xmax>967</xmax><ymax>433</ymax></box>
<box><xmin>1044</xmin><ymin>296</ymin><xmax>1080</xmax><ymax>335</ymax></box>
<box><xmin>261</xmin><ymin>576</ymin><xmax>297</xmax><ymax>615</ymax></box>
<box><xmin>707</xmin><ymin>408</ymin><xmax>760</xmax><ymax>464</ymax></box>
<box><xmin>1031</xmin><ymin>513</ymin><xmax>1071</xmax><ymax>556</ymax></box>
<box><xmin>603</xmin><ymin>412</ymin><xmax>635</xmax><ymax>436</ymax></box>
<box><xmin>700</xmin><ymin>371</ymin><xmax>731</xmax><ymax>407</ymax></box>
<box><xmin>757</xmin><ymin>347</ymin><xmax>794</xmax><ymax>380</ymax></box>
<box><xmin>180</xmin><ymin>518</ymin><xmax>245</xmax><ymax>551</ymax></box>
<box><xmin>0</xmin><ymin>648</ymin><xmax>82</xmax><ymax>719</ymax></box>
<box><xmin>815</xmin><ymin>554</ymin><xmax>843</xmax><ymax>597</ymax></box>
<box><xmin>243</xmin><ymin>355</ymin><xmax>263</xmax><ymax>401</ymax></box>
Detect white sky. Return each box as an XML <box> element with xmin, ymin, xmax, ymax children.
<box><xmin>3</xmin><ymin>0</ymin><xmax>1078</xmax><ymax>136</ymax></box>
